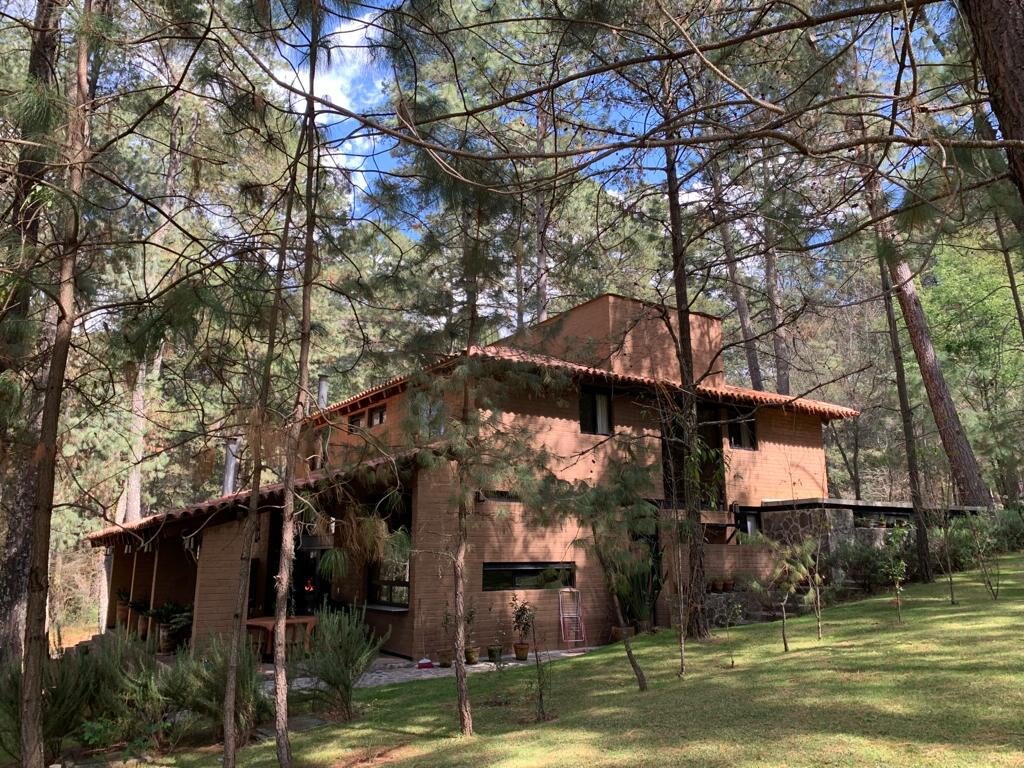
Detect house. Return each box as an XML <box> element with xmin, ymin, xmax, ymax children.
<box><xmin>88</xmin><ymin>294</ymin><xmax>860</xmax><ymax>658</ymax></box>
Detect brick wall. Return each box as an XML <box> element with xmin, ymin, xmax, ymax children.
<box><xmin>409</xmin><ymin>463</ymin><xmax>614</xmax><ymax>660</ymax></box>
<box><xmin>655</xmin><ymin>542</ymin><xmax>774</xmax><ymax>625</ymax></box>
<box><xmin>192</xmin><ymin>518</ymin><xmax>247</xmax><ymax>643</ymax></box>
<box><xmin>724</xmin><ymin>409</ymin><xmax>828</xmax><ymax>506</ymax></box>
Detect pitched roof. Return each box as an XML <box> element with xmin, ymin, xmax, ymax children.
<box><xmin>86</xmin><ymin>451</ymin><xmax>412</xmax><ymax>546</ymax></box>
<box><xmin>311</xmin><ymin>344</ymin><xmax>857</xmax><ymax>426</ymax></box>
<box><xmin>464</xmin><ymin>345</ymin><xmax>860</xmax><ymax>420</ymax></box>
<box><xmin>90</xmin><ymin>298</ymin><xmax>857</xmax><ymax>546</ymax></box>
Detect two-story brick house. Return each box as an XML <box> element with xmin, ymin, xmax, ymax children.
<box><xmin>89</xmin><ymin>294</ymin><xmax>858</xmax><ymax>658</ymax></box>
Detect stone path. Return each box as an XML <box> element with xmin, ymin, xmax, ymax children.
<box><xmin>355</xmin><ymin>646</ymin><xmax>594</xmax><ymax>688</ymax></box>
<box><xmin>259</xmin><ymin>646</ymin><xmax>595</xmax><ymax>693</ymax></box>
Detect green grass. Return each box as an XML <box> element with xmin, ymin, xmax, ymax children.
<box><xmin>163</xmin><ymin>555</ymin><xmax>1024</xmax><ymax>768</ymax></box>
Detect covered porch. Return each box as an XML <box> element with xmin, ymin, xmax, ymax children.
<box><xmin>88</xmin><ymin>454</ymin><xmax>417</xmax><ymax>657</ymax></box>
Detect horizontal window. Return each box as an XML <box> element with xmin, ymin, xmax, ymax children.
<box><xmin>348</xmin><ymin>412</ymin><xmax>364</xmax><ymax>431</ymax></box>
<box><xmin>482</xmin><ymin>562</ymin><xmax>576</xmax><ymax>592</ymax></box>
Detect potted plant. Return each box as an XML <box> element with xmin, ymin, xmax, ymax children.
<box><xmin>610</xmin><ymin>624</ymin><xmax>636</xmax><ymax>642</ymax></box>
<box><xmin>487</xmin><ymin>625</ymin><xmax>507</xmax><ymax>664</ymax></box>
<box><xmin>464</xmin><ymin>607</ymin><xmax>480</xmax><ymax>665</ymax></box>
<box><xmin>130</xmin><ymin>599</ymin><xmax>150</xmax><ymax>640</ymax></box>
<box><xmin>115</xmin><ymin>589</ymin><xmax>130</xmax><ymax>627</ymax></box>
<box><xmin>510</xmin><ymin>595</ymin><xmax>534</xmax><ymax>661</ymax></box>
<box><xmin>150</xmin><ymin>602</ymin><xmax>192</xmax><ymax>653</ymax></box>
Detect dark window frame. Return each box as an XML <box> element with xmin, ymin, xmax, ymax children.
<box><xmin>366</xmin><ymin>494</ymin><xmax>411</xmax><ymax>608</ymax></box>
<box><xmin>368</xmin><ymin>405</ymin><xmax>387</xmax><ymax>427</ymax></box>
<box><xmin>347</xmin><ymin>412</ymin><xmax>364</xmax><ymax>431</ymax></box>
<box><xmin>579</xmin><ymin>386</ymin><xmax>614</xmax><ymax>435</ymax></box>
<box><xmin>482</xmin><ymin>561</ymin><xmax>576</xmax><ymax>592</ymax></box>
<box><xmin>727</xmin><ymin>409</ymin><xmax>758</xmax><ymax>450</ymax></box>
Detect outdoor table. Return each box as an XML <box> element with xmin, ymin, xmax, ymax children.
<box><xmin>245</xmin><ymin>615</ymin><xmax>318</xmax><ymax>658</ymax></box>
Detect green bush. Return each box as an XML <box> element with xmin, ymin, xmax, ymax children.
<box><xmin>0</xmin><ymin>650</ymin><xmax>93</xmax><ymax>764</ymax></box>
<box><xmin>830</xmin><ymin>540</ymin><xmax>887</xmax><ymax>593</ymax></box>
<box><xmin>302</xmin><ymin>606</ymin><xmax>388</xmax><ymax>721</ymax></box>
<box><xmin>160</xmin><ymin>637</ymin><xmax>270</xmax><ymax>745</ymax></box>
<box><xmin>993</xmin><ymin>508</ymin><xmax>1024</xmax><ymax>553</ymax></box>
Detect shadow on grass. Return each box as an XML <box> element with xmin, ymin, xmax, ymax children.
<box><xmin>166</xmin><ymin>555</ymin><xmax>1024</xmax><ymax>768</ymax></box>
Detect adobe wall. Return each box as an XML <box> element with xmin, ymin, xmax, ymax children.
<box><xmin>724</xmin><ymin>409</ymin><xmax>828</xmax><ymax>506</ymax></box>
<box><xmin>655</xmin><ymin>541</ymin><xmax>774</xmax><ymax>626</ymax></box>
<box><xmin>494</xmin><ymin>387</ymin><xmax>663</xmax><ymax>491</ymax></box>
<box><xmin>410</xmin><ymin>463</ymin><xmax>615</xmax><ymax>661</ymax></box>
<box><xmin>192</xmin><ymin>517</ymin><xmax>248</xmax><ymax>643</ymax></box>
<box><xmin>496</xmin><ymin>294</ymin><xmax>724</xmax><ymax>386</ymax></box>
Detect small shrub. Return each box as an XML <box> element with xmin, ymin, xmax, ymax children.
<box><xmin>993</xmin><ymin>508</ymin><xmax>1024</xmax><ymax>553</ymax></box>
<box><xmin>303</xmin><ymin>606</ymin><xmax>388</xmax><ymax>721</ymax></box>
<box><xmin>0</xmin><ymin>650</ymin><xmax>93</xmax><ymax>764</ymax></box>
<box><xmin>830</xmin><ymin>540</ymin><xmax>886</xmax><ymax>593</ymax></box>
<box><xmin>160</xmin><ymin>638</ymin><xmax>270</xmax><ymax>744</ymax></box>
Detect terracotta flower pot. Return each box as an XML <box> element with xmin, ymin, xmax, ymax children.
<box><xmin>487</xmin><ymin>645</ymin><xmax>503</xmax><ymax>663</ymax></box>
<box><xmin>513</xmin><ymin>642</ymin><xmax>530</xmax><ymax>661</ymax></box>
<box><xmin>157</xmin><ymin>624</ymin><xmax>174</xmax><ymax>653</ymax></box>
<box><xmin>465</xmin><ymin>645</ymin><xmax>481</xmax><ymax>665</ymax></box>
<box><xmin>637</xmin><ymin>619</ymin><xmax>652</xmax><ymax>635</ymax></box>
<box><xmin>723</xmin><ymin>580</ymin><xmax>736</xmax><ymax>592</ymax></box>
<box><xmin>437</xmin><ymin>649</ymin><xmax>453</xmax><ymax>668</ymax></box>
<box><xmin>610</xmin><ymin>625</ymin><xmax>636</xmax><ymax>642</ymax></box>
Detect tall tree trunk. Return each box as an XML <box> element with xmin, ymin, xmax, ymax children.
<box><xmin>452</xmin><ymin>205</ymin><xmax>483</xmax><ymax>737</ymax></box>
<box><xmin>221</xmin><ymin>138</ymin><xmax>303</xmax><ymax>768</ymax></box>
<box><xmin>534</xmin><ymin>100</ymin><xmax>549</xmax><ymax>322</ymax></box>
<box><xmin>0</xmin><ymin>0</ymin><xmax>70</xmax><ymax>666</ymax></box>
<box><xmin>664</xmin><ymin>139</ymin><xmax>709</xmax><ymax>641</ymax></box>
<box><xmin>707</xmin><ymin>164</ymin><xmax>763</xmax><ymax>390</ymax></box>
<box><xmin>957</xmin><ymin>1</ymin><xmax>1024</xmax><ymax>201</ymax></box>
<box><xmin>878</xmin><ymin>260</ymin><xmax>931</xmax><ymax>581</ymax></box>
<box><xmin>993</xmin><ymin>214</ymin><xmax>1024</xmax><ymax>343</ymax></box>
<box><xmin>858</xmin><ymin>161</ymin><xmax>990</xmax><ymax>506</ymax></box>
<box><xmin>272</xmin><ymin>42</ymin><xmax>321</xmax><ymax>764</ymax></box>
<box><xmin>20</xmin><ymin>2</ymin><xmax>92</xmax><ymax>760</ymax></box>
<box><xmin>764</xmin><ymin>247</ymin><xmax>790</xmax><ymax>395</ymax></box>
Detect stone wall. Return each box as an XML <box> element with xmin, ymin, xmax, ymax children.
<box><xmin>853</xmin><ymin>526</ymin><xmax>887</xmax><ymax>549</ymax></box>
<box><xmin>760</xmin><ymin>507</ymin><xmax>854</xmax><ymax>557</ymax></box>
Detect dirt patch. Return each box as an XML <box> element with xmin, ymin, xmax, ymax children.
<box><xmin>331</xmin><ymin>742</ymin><xmax>419</xmax><ymax>767</ymax></box>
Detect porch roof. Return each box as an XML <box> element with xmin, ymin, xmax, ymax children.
<box><xmin>310</xmin><ymin>345</ymin><xmax>860</xmax><ymax>427</ymax></box>
<box><xmin>86</xmin><ymin>450</ymin><xmax>414</xmax><ymax>547</ymax></box>
<box><xmin>738</xmin><ymin>497</ymin><xmax>988</xmax><ymax>516</ymax></box>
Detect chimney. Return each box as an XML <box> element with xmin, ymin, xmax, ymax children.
<box><xmin>317</xmin><ymin>374</ymin><xmax>329</xmax><ymax>410</ymax></box>
<box><xmin>222</xmin><ymin>437</ymin><xmax>240</xmax><ymax>496</ymax></box>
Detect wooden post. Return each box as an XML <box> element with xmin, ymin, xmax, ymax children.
<box><xmin>147</xmin><ymin>541</ymin><xmax>161</xmax><ymax>641</ymax></box>
<box><xmin>126</xmin><ymin>548</ymin><xmax>139</xmax><ymax>634</ymax></box>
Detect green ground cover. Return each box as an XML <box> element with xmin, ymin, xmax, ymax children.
<box><xmin>166</xmin><ymin>555</ymin><xmax>1024</xmax><ymax>768</ymax></box>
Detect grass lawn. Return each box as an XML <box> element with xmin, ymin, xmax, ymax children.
<box><xmin>164</xmin><ymin>555</ymin><xmax>1024</xmax><ymax>768</ymax></box>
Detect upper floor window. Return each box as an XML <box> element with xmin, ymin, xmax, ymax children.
<box><xmin>368</xmin><ymin>405</ymin><xmax>387</xmax><ymax>427</ymax></box>
<box><xmin>348</xmin><ymin>412</ymin><xmax>364</xmax><ymax>432</ymax></box>
<box><xmin>728</xmin><ymin>411</ymin><xmax>758</xmax><ymax>450</ymax></box>
<box><xmin>580</xmin><ymin>387</ymin><xmax>613</xmax><ymax>435</ymax></box>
